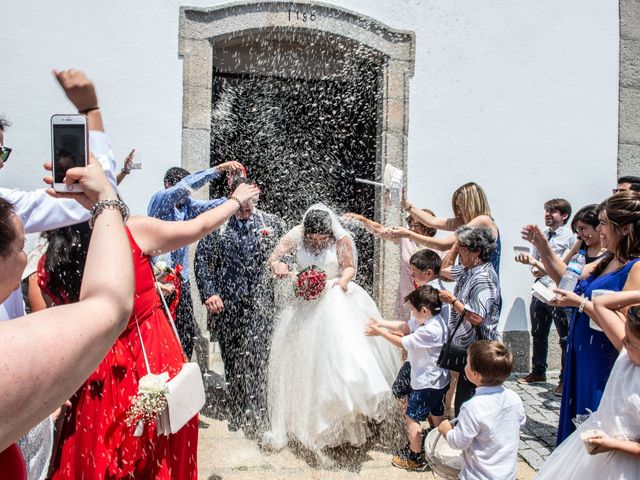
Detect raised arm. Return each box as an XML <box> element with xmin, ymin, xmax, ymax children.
<box><xmin>343</xmin><ymin>212</ymin><xmax>386</xmax><ymax>237</ymax></box>
<box><xmin>388</xmin><ymin>227</ymin><xmax>456</xmax><ymax>252</ymax></box>
<box><xmin>131</xmin><ymin>182</ymin><xmax>258</xmax><ymax>257</ymax></box>
<box><xmin>0</xmin><ymin>159</ymin><xmax>133</xmax><ymax>451</ymax></box>
<box><xmin>1</xmin><ymin>70</ymin><xmax>117</xmax><ymax>234</ymax></box>
<box><xmin>147</xmin><ymin>161</ymin><xmax>243</xmax><ymax>218</ymax></box>
<box><xmin>116</xmin><ymin>149</ymin><xmax>135</xmax><ymax>185</ymax></box>
<box><xmin>521</xmin><ymin>224</ymin><xmax>567</xmax><ymax>284</ymax></box>
<box><xmin>403</xmin><ymin>198</ymin><xmax>462</xmax><ymax>232</ymax></box>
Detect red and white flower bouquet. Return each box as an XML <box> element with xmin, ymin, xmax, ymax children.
<box><xmin>293</xmin><ymin>266</ymin><xmax>327</xmax><ymax>301</ymax></box>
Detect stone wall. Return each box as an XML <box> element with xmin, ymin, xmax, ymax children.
<box><xmin>619</xmin><ymin>0</ymin><xmax>640</xmax><ymax>174</ymax></box>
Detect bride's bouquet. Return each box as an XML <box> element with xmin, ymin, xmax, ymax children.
<box><xmin>294</xmin><ymin>266</ymin><xmax>327</xmax><ymax>301</ymax></box>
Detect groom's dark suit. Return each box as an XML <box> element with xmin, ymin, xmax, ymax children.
<box><xmin>194</xmin><ymin>210</ymin><xmax>285</xmax><ymax>434</ymax></box>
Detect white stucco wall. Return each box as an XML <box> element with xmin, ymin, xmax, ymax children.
<box><xmin>0</xmin><ymin>0</ymin><xmax>619</xmax><ymax>331</ymax></box>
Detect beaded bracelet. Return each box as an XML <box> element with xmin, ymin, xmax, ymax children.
<box><xmin>89</xmin><ymin>199</ymin><xmax>130</xmax><ymax>229</ymax></box>
<box><xmin>228</xmin><ymin>195</ymin><xmax>242</xmax><ymax>208</ymax></box>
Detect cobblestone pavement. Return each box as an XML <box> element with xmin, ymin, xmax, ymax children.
<box><xmin>506</xmin><ymin>371</ymin><xmax>561</xmax><ymax>471</ymax></box>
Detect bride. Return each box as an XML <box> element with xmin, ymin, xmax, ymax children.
<box><xmin>263</xmin><ymin>204</ymin><xmax>401</xmax><ymax>453</ymax></box>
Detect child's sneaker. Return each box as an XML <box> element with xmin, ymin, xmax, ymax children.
<box><xmin>391</xmin><ymin>451</ymin><xmax>427</xmax><ymax>471</ymax></box>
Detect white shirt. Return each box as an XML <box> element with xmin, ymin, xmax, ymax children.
<box><xmin>0</xmin><ymin>131</ymin><xmax>116</xmax><ymax>321</ymax></box>
<box><xmin>0</xmin><ymin>131</ymin><xmax>116</xmax><ymax>234</ymax></box>
<box><xmin>402</xmin><ymin>313</ymin><xmax>450</xmax><ymax>390</ymax></box>
<box><xmin>427</xmin><ymin>277</ymin><xmax>450</xmax><ymax>322</ymax></box>
<box><xmin>447</xmin><ymin>386</ymin><xmax>525</xmax><ymax>480</ymax></box>
<box><xmin>532</xmin><ymin>224</ymin><xmax>576</xmax><ymax>261</ymax></box>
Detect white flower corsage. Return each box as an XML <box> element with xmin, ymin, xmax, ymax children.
<box><xmin>126</xmin><ymin>372</ymin><xmax>170</xmax><ymax>429</ymax></box>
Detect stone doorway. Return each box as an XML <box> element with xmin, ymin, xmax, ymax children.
<box><xmin>208</xmin><ymin>31</ymin><xmax>381</xmax><ymax>291</ymax></box>
<box><xmin>179</xmin><ymin>1</ymin><xmax>415</xmax><ymax>361</ymax></box>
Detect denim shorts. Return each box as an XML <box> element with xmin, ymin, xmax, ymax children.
<box><xmin>392</xmin><ymin>361</ymin><xmax>412</xmax><ymax>399</ymax></box>
<box><xmin>406</xmin><ymin>384</ymin><xmax>449</xmax><ymax>422</ymax></box>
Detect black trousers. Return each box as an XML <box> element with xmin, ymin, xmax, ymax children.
<box><xmin>175</xmin><ymin>284</ymin><xmax>197</xmax><ymax>360</ymax></box>
<box><xmin>454</xmin><ymin>371</ymin><xmax>476</xmax><ymax>417</ymax></box>
<box><xmin>214</xmin><ymin>305</ymin><xmax>272</xmax><ymax>435</ymax></box>
<box><xmin>530</xmin><ymin>297</ymin><xmax>570</xmax><ymax>381</ymax></box>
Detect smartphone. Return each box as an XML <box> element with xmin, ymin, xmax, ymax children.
<box><xmin>51</xmin><ymin>114</ymin><xmax>88</xmax><ymax>192</ymax></box>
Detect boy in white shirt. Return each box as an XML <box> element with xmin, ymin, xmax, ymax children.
<box><xmin>438</xmin><ymin>341</ymin><xmax>525</xmax><ymax>480</ymax></box>
<box><xmin>392</xmin><ymin>249</ymin><xmax>449</xmax><ymax>406</ymax></box>
<box><xmin>366</xmin><ymin>285</ymin><xmax>450</xmax><ymax>471</ymax></box>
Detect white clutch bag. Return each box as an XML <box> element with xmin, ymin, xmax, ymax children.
<box><xmin>146</xmin><ymin>281</ymin><xmax>206</xmax><ymax>436</ymax></box>
<box><xmin>156</xmin><ymin>362</ymin><xmax>205</xmax><ymax>435</ymax></box>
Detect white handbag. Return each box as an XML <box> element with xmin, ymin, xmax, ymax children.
<box><xmin>134</xmin><ymin>282</ymin><xmax>206</xmax><ymax>435</ymax></box>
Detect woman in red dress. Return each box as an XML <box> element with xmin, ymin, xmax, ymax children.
<box><xmin>46</xmin><ymin>181</ymin><xmax>258</xmax><ymax>479</ymax></box>
<box><xmin>0</xmin><ymin>160</ymin><xmax>134</xmax><ymax>479</ymax></box>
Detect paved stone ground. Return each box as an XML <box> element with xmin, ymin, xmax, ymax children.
<box><xmin>196</xmin><ymin>333</ymin><xmax>563</xmax><ymax>478</ymax></box>
<box><xmin>506</xmin><ymin>371</ymin><xmax>561</xmax><ymax>471</ymax></box>
<box><xmin>196</xmin><ymin>415</ymin><xmax>537</xmax><ymax>479</ymax></box>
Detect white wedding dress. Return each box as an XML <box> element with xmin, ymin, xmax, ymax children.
<box><xmin>263</xmin><ymin>243</ymin><xmax>401</xmax><ymax>452</ymax></box>
<box><xmin>536</xmin><ymin>349</ymin><xmax>640</xmax><ymax>479</ymax></box>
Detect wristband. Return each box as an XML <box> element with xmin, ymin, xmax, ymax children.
<box><xmin>89</xmin><ymin>199</ymin><xmax>129</xmax><ymax>229</ymax></box>
<box><xmin>120</xmin><ymin>168</ymin><xmax>130</xmax><ymax>175</ymax></box>
<box><xmin>578</xmin><ymin>296</ymin><xmax>589</xmax><ymax>313</ymax></box>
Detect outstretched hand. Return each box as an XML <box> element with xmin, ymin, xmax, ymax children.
<box><xmin>53</xmin><ymin>69</ymin><xmax>98</xmax><ymax>112</ymax></box>
<box><xmin>386</xmin><ymin>226</ymin><xmax>410</xmax><ymax>239</ymax></box>
<box><xmin>44</xmin><ymin>154</ymin><xmax>116</xmax><ymax>209</ymax></box>
<box><xmin>364</xmin><ymin>320</ymin><xmax>381</xmax><ymax>336</ymax></box>
<box><xmin>521</xmin><ymin>224</ymin><xmax>546</xmax><ymax>248</ymax></box>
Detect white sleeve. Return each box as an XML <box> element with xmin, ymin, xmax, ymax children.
<box><xmin>89</xmin><ymin>131</ymin><xmax>117</xmax><ymax>188</ymax></box>
<box><xmin>445</xmin><ymin>402</ymin><xmax>480</xmax><ymax>450</ymax></box>
<box><xmin>401</xmin><ymin>326</ymin><xmax>436</xmax><ymax>351</ymax></box>
<box><xmin>0</xmin><ymin>132</ymin><xmax>118</xmax><ymax>234</ymax></box>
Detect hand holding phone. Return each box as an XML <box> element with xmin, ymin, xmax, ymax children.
<box><xmin>45</xmin><ymin>153</ymin><xmax>116</xmax><ymax>210</ymax></box>
<box><xmin>51</xmin><ymin>114</ymin><xmax>88</xmax><ymax>192</ymax></box>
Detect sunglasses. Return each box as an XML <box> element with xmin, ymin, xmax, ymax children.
<box><xmin>0</xmin><ymin>146</ymin><xmax>11</xmax><ymax>162</ymax></box>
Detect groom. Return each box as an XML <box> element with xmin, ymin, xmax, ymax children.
<box><xmin>194</xmin><ymin>177</ymin><xmax>286</xmax><ymax>437</ymax></box>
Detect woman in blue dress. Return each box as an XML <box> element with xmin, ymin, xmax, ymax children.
<box><xmin>522</xmin><ymin>190</ymin><xmax>640</xmax><ymax>444</ymax></box>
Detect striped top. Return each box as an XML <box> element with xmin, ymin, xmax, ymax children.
<box><xmin>449</xmin><ymin>262</ymin><xmax>502</xmax><ymax>348</ymax></box>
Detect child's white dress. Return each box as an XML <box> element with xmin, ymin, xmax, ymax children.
<box><xmin>263</xmin><ymin>243</ymin><xmax>401</xmax><ymax>451</ymax></box>
<box><xmin>536</xmin><ymin>349</ymin><xmax>640</xmax><ymax>479</ymax></box>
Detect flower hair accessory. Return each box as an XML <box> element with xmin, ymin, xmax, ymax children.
<box><xmin>294</xmin><ymin>265</ymin><xmax>327</xmax><ymax>301</ymax></box>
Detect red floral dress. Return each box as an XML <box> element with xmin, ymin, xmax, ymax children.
<box><xmin>50</xmin><ymin>229</ymin><xmax>198</xmax><ymax>479</ymax></box>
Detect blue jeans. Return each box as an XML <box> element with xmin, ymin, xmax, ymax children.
<box><xmin>406</xmin><ymin>385</ymin><xmax>449</xmax><ymax>422</ymax></box>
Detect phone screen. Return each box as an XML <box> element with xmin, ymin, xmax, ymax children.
<box><xmin>53</xmin><ymin>124</ymin><xmax>86</xmax><ymax>183</ymax></box>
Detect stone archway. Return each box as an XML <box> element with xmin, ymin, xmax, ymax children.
<box><xmin>179</xmin><ymin>1</ymin><xmax>415</xmax><ymax>363</ymax></box>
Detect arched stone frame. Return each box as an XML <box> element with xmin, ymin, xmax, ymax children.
<box><xmin>178</xmin><ymin>1</ymin><xmax>415</xmax><ymax>364</ymax></box>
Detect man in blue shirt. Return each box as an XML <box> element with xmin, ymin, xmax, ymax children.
<box><xmin>147</xmin><ymin>160</ymin><xmax>243</xmax><ymax>358</ymax></box>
